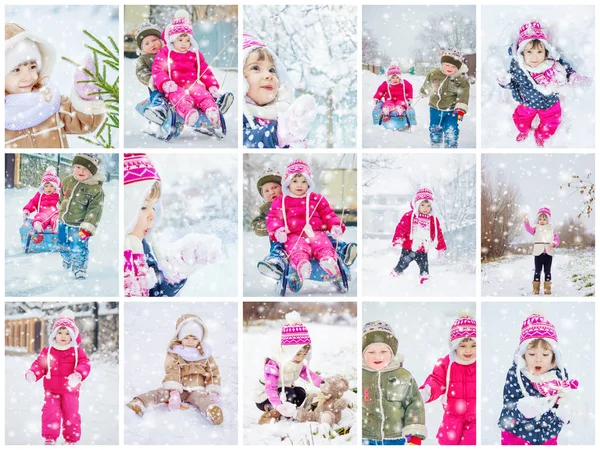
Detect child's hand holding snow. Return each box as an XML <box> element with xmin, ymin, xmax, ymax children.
<box><xmin>168</xmin><ymin>390</ymin><xmax>181</xmax><ymax>411</ymax></box>
<box><xmin>209</xmin><ymin>392</ymin><xmax>220</xmax><ymax>404</ymax></box>
<box><xmin>73</xmin><ymin>53</ymin><xmax>100</xmax><ymax>101</ymax></box>
<box><xmin>419</xmin><ymin>384</ymin><xmax>431</xmax><ymax>402</ymax></box>
<box><xmin>162</xmin><ymin>80</ymin><xmax>178</xmax><ymax>93</ymax></box>
<box><xmin>25</xmin><ymin>370</ymin><xmax>36</xmax><ymax>383</ymax></box>
<box><xmin>330</xmin><ymin>225</ymin><xmax>344</xmax><ymax>239</ymax></box>
<box><xmin>67</xmin><ymin>372</ymin><xmax>82</xmax><ymax>388</ymax></box>
<box><xmin>157</xmin><ymin>233</ymin><xmax>223</xmax><ymax>283</ymax></box>
<box><xmin>517</xmin><ymin>396</ymin><xmax>556</xmax><ymax>419</ymax></box>
<box><xmin>497</xmin><ymin>72</ymin><xmax>512</xmax><ymax>86</ymax></box>
<box><xmin>275</xmin><ymin>401</ymin><xmax>297</xmax><ymax>418</ymax></box>
<box><xmin>274</xmin><ymin>227</ymin><xmax>288</xmax><ymax>243</ymax></box>
<box><xmin>277</xmin><ymin>94</ymin><xmax>318</xmax><ymax>147</ymax></box>
<box><xmin>569</xmin><ymin>73</ymin><xmax>592</xmax><ymax>87</ymax></box>
<box><xmin>554</xmin><ymin>390</ymin><xmax>579</xmax><ymax>424</ymax></box>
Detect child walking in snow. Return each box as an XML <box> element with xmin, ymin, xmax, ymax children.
<box><xmin>420</xmin><ymin>316</ymin><xmax>476</xmax><ymax>445</ymax></box>
<box><xmin>242</xmin><ymin>34</ymin><xmax>317</xmax><ymax>148</ymax></box>
<box><xmin>391</xmin><ymin>187</ymin><xmax>446</xmax><ymax>284</ymax></box>
<box><xmin>58</xmin><ymin>154</ymin><xmax>104</xmax><ymax>280</ymax></box>
<box><xmin>497</xmin><ymin>21</ymin><xmax>591</xmax><ymax>147</ymax></box>
<box><xmin>523</xmin><ymin>206</ymin><xmax>560</xmax><ymax>295</ymax></box>
<box><xmin>253</xmin><ymin>311</ymin><xmax>324</xmax><ymax>425</ymax></box>
<box><xmin>419</xmin><ymin>48</ymin><xmax>470</xmax><ymax>148</ymax></box>
<box><xmin>373</xmin><ymin>61</ymin><xmax>413</xmax><ymax>117</ymax></box>
<box><xmin>126</xmin><ymin>314</ymin><xmax>224</xmax><ymax>424</ymax></box>
<box><xmin>5</xmin><ymin>23</ymin><xmax>105</xmax><ymax>148</ymax></box>
<box><xmin>498</xmin><ymin>314</ymin><xmax>578</xmax><ymax>445</ymax></box>
<box><xmin>362</xmin><ymin>320</ymin><xmax>426</xmax><ymax>445</ymax></box>
<box><xmin>123</xmin><ymin>153</ymin><xmax>222</xmax><ymax>297</ymax></box>
<box><xmin>23</xmin><ymin>167</ymin><xmax>61</xmax><ymax>243</ymax></box>
<box><xmin>266</xmin><ymin>159</ymin><xmax>345</xmax><ymax>289</ymax></box>
<box><xmin>25</xmin><ymin>310</ymin><xmax>91</xmax><ymax>445</ymax></box>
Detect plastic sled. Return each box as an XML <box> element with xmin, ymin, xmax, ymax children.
<box><xmin>19</xmin><ymin>219</ymin><xmax>59</xmax><ymax>253</ymax></box>
<box><xmin>372</xmin><ymin>102</ymin><xmax>417</xmax><ymax>131</ymax></box>
<box><xmin>278</xmin><ymin>255</ymin><xmax>350</xmax><ymax>297</ymax></box>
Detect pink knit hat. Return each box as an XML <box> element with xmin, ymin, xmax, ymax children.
<box><xmin>282</xmin><ymin>159</ymin><xmax>314</xmax><ymax>196</ymax></box>
<box><xmin>123</xmin><ymin>153</ymin><xmax>161</xmax><ymax>185</ymax></box>
<box><xmin>387</xmin><ymin>61</ymin><xmax>401</xmax><ymax>79</ymax></box>
<box><xmin>514</xmin><ymin>313</ymin><xmax>563</xmax><ymax>371</ymax></box>
<box><xmin>39</xmin><ymin>166</ymin><xmax>61</xmax><ymax>193</ymax></box>
<box><xmin>537</xmin><ymin>206</ymin><xmax>552</xmax><ymax>223</ymax></box>
<box><xmin>281</xmin><ymin>311</ymin><xmax>312</xmax><ymax>347</ymax></box>
<box><xmin>168</xmin><ymin>9</ymin><xmax>194</xmax><ymax>42</ymax></box>
<box><xmin>46</xmin><ymin>309</ymin><xmax>81</xmax><ymax>379</ymax></box>
<box><xmin>411</xmin><ymin>187</ymin><xmax>434</xmax><ymax>212</ymax></box>
<box><xmin>243</xmin><ymin>33</ymin><xmax>265</xmax><ymax>52</ymax></box>
<box><xmin>516</xmin><ymin>21</ymin><xmax>558</xmax><ymax>58</ymax></box>
<box><xmin>450</xmin><ymin>316</ymin><xmax>476</xmax><ymax>347</ymax></box>
<box><xmin>123</xmin><ymin>153</ymin><xmax>162</xmax><ymax>236</ymax></box>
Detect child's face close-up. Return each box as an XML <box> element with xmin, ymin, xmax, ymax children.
<box><xmin>43</xmin><ymin>183</ymin><xmax>56</xmax><ymax>195</ymax></box>
<box><xmin>418</xmin><ymin>201</ymin><xmax>431</xmax><ymax>214</ymax></box>
<box><xmin>244</xmin><ymin>51</ymin><xmax>280</xmax><ymax>106</ymax></box>
<box><xmin>289</xmin><ymin>175</ymin><xmax>308</xmax><ymax>196</ymax></box>
<box><xmin>5</xmin><ymin>61</ymin><xmax>39</xmax><ymax>95</ymax></box>
<box><xmin>441</xmin><ymin>63</ymin><xmax>458</xmax><ymax>76</ymax></box>
<box><xmin>142</xmin><ymin>35</ymin><xmax>162</xmax><ymax>54</ymax></box>
<box><xmin>261</xmin><ymin>182</ymin><xmax>282</xmax><ymax>202</ymax></box>
<box><xmin>456</xmin><ymin>339</ymin><xmax>476</xmax><ymax>362</ymax></box>
<box><xmin>538</xmin><ymin>215</ymin><xmax>548</xmax><ymax>225</ymax></box>
<box><xmin>73</xmin><ymin>164</ymin><xmax>93</xmax><ymax>181</ymax></box>
<box><xmin>389</xmin><ymin>74</ymin><xmax>400</xmax><ymax>85</ymax></box>
<box><xmin>523</xmin><ymin>42</ymin><xmax>546</xmax><ymax>67</ymax></box>
<box><xmin>292</xmin><ymin>346</ymin><xmax>309</xmax><ymax>363</ymax></box>
<box><xmin>364</xmin><ymin>343</ymin><xmax>392</xmax><ymax>371</ymax></box>
<box><xmin>131</xmin><ymin>195</ymin><xmax>158</xmax><ymax>240</ymax></box>
<box><xmin>174</xmin><ymin>34</ymin><xmax>191</xmax><ymax>52</ymax></box>
<box><xmin>55</xmin><ymin>327</ymin><xmax>72</xmax><ymax>345</ymax></box>
<box><xmin>524</xmin><ymin>342</ymin><xmax>555</xmax><ymax>375</ymax></box>
<box><xmin>182</xmin><ymin>334</ymin><xmax>200</xmax><ymax>348</ymax></box>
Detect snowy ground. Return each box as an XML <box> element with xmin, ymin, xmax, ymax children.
<box><xmin>4</xmin><ymin>182</ymin><xmax>119</xmax><ymax>297</ymax></box>
<box><xmin>124</xmin><ymin>302</ymin><xmax>238</xmax><ymax>445</ymax></box>
<box><xmin>243</xmin><ymin>227</ymin><xmax>358</xmax><ymax>297</ymax></box>
<box><xmin>481</xmin><ymin>302</ymin><xmax>595</xmax><ymax>445</ymax></box>
<box><xmin>124</xmin><ymin>56</ymin><xmax>238</xmax><ymax>148</ymax></box>
<box><xmin>362</xmin><ymin>302</ymin><xmax>475</xmax><ymax>446</ymax></box>
<box><xmin>5</xmin><ymin>355</ymin><xmax>119</xmax><ymax>445</ymax></box>
<box><xmin>482</xmin><ymin>249</ymin><xmax>595</xmax><ymax>297</ymax></box>
<box><xmin>363</xmin><ymin>237</ymin><xmax>476</xmax><ymax>297</ymax></box>
<box><xmin>243</xmin><ymin>322</ymin><xmax>357</xmax><ymax>445</ymax></box>
<box><xmin>362</xmin><ymin>71</ymin><xmax>476</xmax><ymax>149</ymax></box>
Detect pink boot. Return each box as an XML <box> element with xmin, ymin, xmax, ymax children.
<box><xmin>420</xmin><ymin>274</ymin><xmax>430</xmax><ymax>284</ymax></box>
<box><xmin>205</xmin><ymin>107</ymin><xmax>221</xmax><ymax>127</ymax></box>
<box><xmin>319</xmin><ymin>256</ymin><xmax>340</xmax><ymax>277</ymax></box>
<box><xmin>297</xmin><ymin>261</ymin><xmax>311</xmax><ymax>282</ymax></box>
<box><xmin>534</xmin><ymin>133</ymin><xmax>545</xmax><ymax>147</ymax></box>
<box><xmin>184</xmin><ymin>109</ymin><xmax>199</xmax><ymax>127</ymax></box>
<box><xmin>516</xmin><ymin>132</ymin><xmax>529</xmax><ymax>142</ymax></box>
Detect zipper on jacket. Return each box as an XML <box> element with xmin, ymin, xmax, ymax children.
<box><xmin>378</xmin><ymin>370</ymin><xmax>385</xmax><ymax>440</ymax></box>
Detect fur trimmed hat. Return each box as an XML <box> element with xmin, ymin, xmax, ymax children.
<box><xmin>134</xmin><ymin>22</ymin><xmax>162</xmax><ymax>51</ymax></box>
<box><xmin>440</xmin><ymin>48</ymin><xmax>465</xmax><ymax>70</ymax></box>
<box><xmin>175</xmin><ymin>314</ymin><xmax>207</xmax><ymax>343</ymax></box>
<box><xmin>123</xmin><ymin>153</ymin><xmax>162</xmax><ymax>236</ymax></box>
<box><xmin>362</xmin><ymin>320</ymin><xmax>398</xmax><ymax>356</ymax></box>
<box><xmin>387</xmin><ymin>61</ymin><xmax>401</xmax><ymax>79</ymax></box>
<box><xmin>40</xmin><ymin>166</ymin><xmax>61</xmax><ymax>193</ymax></box>
<box><xmin>256</xmin><ymin>168</ymin><xmax>282</xmax><ymax>196</ymax></box>
<box><xmin>73</xmin><ymin>153</ymin><xmax>101</xmax><ymax>176</ymax></box>
<box><xmin>5</xmin><ymin>23</ymin><xmax>55</xmax><ymax>78</ymax></box>
<box><xmin>282</xmin><ymin>159</ymin><xmax>314</xmax><ymax>197</ymax></box>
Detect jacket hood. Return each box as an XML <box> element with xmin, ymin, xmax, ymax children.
<box><xmin>5</xmin><ymin>23</ymin><xmax>56</xmax><ymax>79</ymax></box>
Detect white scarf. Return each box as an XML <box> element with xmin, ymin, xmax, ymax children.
<box><xmin>5</xmin><ymin>84</ymin><xmax>61</xmax><ymax>131</ymax></box>
<box><xmin>169</xmin><ymin>344</ymin><xmax>210</xmax><ymax>361</ymax></box>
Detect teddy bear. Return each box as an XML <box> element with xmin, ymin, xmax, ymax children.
<box><xmin>296</xmin><ymin>375</ymin><xmax>349</xmax><ymax>425</ymax></box>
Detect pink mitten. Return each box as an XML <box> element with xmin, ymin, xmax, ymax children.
<box><xmin>569</xmin><ymin>73</ymin><xmax>592</xmax><ymax>87</ymax></box>
<box><xmin>209</xmin><ymin>392</ymin><xmax>220</xmax><ymax>404</ymax></box>
<box><xmin>73</xmin><ymin>54</ymin><xmax>100</xmax><ymax>100</ymax></box>
<box><xmin>168</xmin><ymin>390</ymin><xmax>181</xmax><ymax>411</ymax></box>
<box><xmin>163</xmin><ymin>80</ymin><xmax>178</xmax><ymax>93</ymax></box>
<box><xmin>274</xmin><ymin>227</ymin><xmax>288</xmax><ymax>243</ymax></box>
<box><xmin>67</xmin><ymin>372</ymin><xmax>82</xmax><ymax>388</ymax></box>
<box><xmin>277</xmin><ymin>94</ymin><xmax>318</xmax><ymax>147</ymax></box>
<box><xmin>25</xmin><ymin>370</ymin><xmax>36</xmax><ymax>383</ymax></box>
<box><xmin>208</xmin><ymin>86</ymin><xmax>221</xmax><ymax>99</ymax></box>
<box><xmin>330</xmin><ymin>225</ymin><xmax>344</xmax><ymax>240</ymax></box>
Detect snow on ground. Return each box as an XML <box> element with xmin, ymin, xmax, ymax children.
<box><xmin>243</xmin><ymin>227</ymin><xmax>358</xmax><ymax>297</ymax></box>
<box><xmin>125</xmin><ymin>302</ymin><xmax>238</xmax><ymax>445</ymax></box>
<box><xmin>4</xmin><ymin>182</ymin><xmax>119</xmax><ymax>297</ymax></box>
<box><xmin>363</xmin><ymin>237</ymin><xmax>476</xmax><ymax>297</ymax></box>
<box><xmin>243</xmin><ymin>322</ymin><xmax>357</xmax><ymax>445</ymax></box>
<box><xmin>5</xmin><ymin>355</ymin><xmax>119</xmax><ymax>445</ymax></box>
<box><xmin>362</xmin><ymin>71</ymin><xmax>476</xmax><ymax>149</ymax></box>
<box><xmin>124</xmin><ymin>56</ymin><xmax>238</xmax><ymax>148</ymax></box>
<box><xmin>482</xmin><ymin>249</ymin><xmax>594</xmax><ymax>297</ymax></box>
<box><xmin>481</xmin><ymin>302</ymin><xmax>595</xmax><ymax>445</ymax></box>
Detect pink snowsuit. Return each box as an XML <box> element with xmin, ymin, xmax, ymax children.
<box><xmin>501</xmin><ymin>430</ymin><xmax>558</xmax><ymax>445</ymax></box>
<box><xmin>152</xmin><ymin>45</ymin><xmax>219</xmax><ymax>119</ymax></box>
<box><xmin>374</xmin><ymin>80</ymin><xmax>414</xmax><ymax>113</ymax></box>
<box><xmin>266</xmin><ymin>193</ymin><xmax>345</xmax><ymax>270</ymax></box>
<box><xmin>23</xmin><ymin>192</ymin><xmax>60</xmax><ymax>232</ymax></box>
<box><xmin>421</xmin><ymin>355</ymin><xmax>476</xmax><ymax>445</ymax></box>
<box><xmin>28</xmin><ymin>346</ymin><xmax>91</xmax><ymax>444</ymax></box>
<box><xmin>513</xmin><ymin>101</ymin><xmax>562</xmax><ymax>142</ymax></box>
<box><xmin>263</xmin><ymin>359</ymin><xmax>323</xmax><ymax>407</ymax></box>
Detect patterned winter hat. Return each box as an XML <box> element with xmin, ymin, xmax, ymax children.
<box><xmin>134</xmin><ymin>22</ymin><xmax>162</xmax><ymax>50</ymax></box>
<box><xmin>387</xmin><ymin>61</ymin><xmax>401</xmax><ymax>79</ymax></box>
<box><xmin>168</xmin><ymin>9</ymin><xmax>194</xmax><ymax>41</ymax></box>
<box><xmin>282</xmin><ymin>159</ymin><xmax>314</xmax><ymax>196</ymax></box>
<box><xmin>73</xmin><ymin>153</ymin><xmax>101</xmax><ymax>175</ymax></box>
<box><xmin>412</xmin><ymin>187</ymin><xmax>434</xmax><ymax>213</ymax></box>
<box><xmin>440</xmin><ymin>48</ymin><xmax>464</xmax><ymax>70</ymax></box>
<box><xmin>537</xmin><ymin>206</ymin><xmax>552</xmax><ymax>223</ymax></box>
<box><xmin>281</xmin><ymin>311</ymin><xmax>311</xmax><ymax>347</ymax></box>
<box><xmin>515</xmin><ymin>313</ymin><xmax>563</xmax><ymax>371</ymax></box>
<box><xmin>450</xmin><ymin>316</ymin><xmax>477</xmax><ymax>348</ymax></box>
<box><xmin>362</xmin><ymin>320</ymin><xmax>398</xmax><ymax>355</ymax></box>
<box><xmin>47</xmin><ymin>309</ymin><xmax>81</xmax><ymax>379</ymax></box>
<box><xmin>39</xmin><ymin>166</ymin><xmax>61</xmax><ymax>193</ymax></box>
<box><xmin>515</xmin><ymin>21</ymin><xmax>559</xmax><ymax>59</ymax></box>
<box><xmin>123</xmin><ymin>153</ymin><xmax>162</xmax><ymax>236</ymax></box>
<box><xmin>124</xmin><ymin>153</ymin><xmax>161</xmax><ymax>185</ymax></box>
<box><xmin>256</xmin><ymin>168</ymin><xmax>282</xmax><ymax>196</ymax></box>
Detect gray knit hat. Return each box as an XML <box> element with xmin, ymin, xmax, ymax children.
<box><xmin>362</xmin><ymin>320</ymin><xmax>398</xmax><ymax>355</ymax></box>
<box><xmin>256</xmin><ymin>168</ymin><xmax>282</xmax><ymax>196</ymax></box>
<box><xmin>134</xmin><ymin>23</ymin><xmax>162</xmax><ymax>50</ymax></box>
<box><xmin>73</xmin><ymin>153</ymin><xmax>101</xmax><ymax>175</ymax></box>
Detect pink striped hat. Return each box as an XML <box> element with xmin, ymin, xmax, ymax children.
<box><xmin>281</xmin><ymin>311</ymin><xmax>311</xmax><ymax>347</ymax></box>
<box><xmin>515</xmin><ymin>21</ymin><xmax>558</xmax><ymax>59</ymax></box>
<box><xmin>519</xmin><ymin>314</ymin><xmax>557</xmax><ymax>345</ymax></box>
<box><xmin>537</xmin><ymin>206</ymin><xmax>551</xmax><ymax>222</ymax></box>
<box><xmin>124</xmin><ymin>153</ymin><xmax>161</xmax><ymax>185</ymax></box>
<box><xmin>282</xmin><ymin>159</ymin><xmax>314</xmax><ymax>196</ymax></box>
<box><xmin>450</xmin><ymin>316</ymin><xmax>476</xmax><ymax>344</ymax></box>
<box><xmin>40</xmin><ymin>167</ymin><xmax>61</xmax><ymax>193</ymax></box>
<box><xmin>168</xmin><ymin>10</ymin><xmax>194</xmax><ymax>42</ymax></box>
<box><xmin>387</xmin><ymin>61</ymin><xmax>401</xmax><ymax>79</ymax></box>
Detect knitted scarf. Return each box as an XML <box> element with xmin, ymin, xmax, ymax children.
<box><xmin>5</xmin><ymin>84</ymin><xmax>61</xmax><ymax>131</ymax></box>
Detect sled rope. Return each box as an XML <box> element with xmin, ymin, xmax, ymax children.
<box><xmin>199</xmin><ymin>31</ymin><xmax>238</xmax><ymax>83</ymax></box>
<box><xmin>282</xmin><ymin>194</ymin><xmax>324</xmax><ymax>259</ymax></box>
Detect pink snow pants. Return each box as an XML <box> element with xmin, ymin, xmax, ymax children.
<box><xmin>32</xmin><ymin>211</ymin><xmax>58</xmax><ymax>232</ymax></box>
<box><xmin>512</xmin><ymin>101</ymin><xmax>562</xmax><ymax>141</ymax></box>
<box><xmin>42</xmin><ymin>391</ymin><xmax>81</xmax><ymax>443</ymax></box>
<box><xmin>437</xmin><ymin>414</ymin><xmax>475</xmax><ymax>445</ymax></box>
<box><xmin>167</xmin><ymin>82</ymin><xmax>217</xmax><ymax>120</ymax></box>
<box><xmin>382</xmin><ymin>100</ymin><xmax>406</xmax><ymax>114</ymax></box>
<box><xmin>501</xmin><ymin>430</ymin><xmax>558</xmax><ymax>445</ymax></box>
<box><xmin>285</xmin><ymin>231</ymin><xmax>336</xmax><ymax>270</ymax></box>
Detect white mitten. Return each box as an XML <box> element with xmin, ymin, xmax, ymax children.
<box><xmin>569</xmin><ymin>73</ymin><xmax>592</xmax><ymax>87</ymax></box>
<box><xmin>497</xmin><ymin>72</ymin><xmax>512</xmax><ymax>86</ymax></box>
<box><xmin>420</xmin><ymin>384</ymin><xmax>432</xmax><ymax>402</ymax></box>
<box><xmin>274</xmin><ymin>227</ymin><xmax>288</xmax><ymax>243</ymax></box>
<box><xmin>275</xmin><ymin>401</ymin><xmax>297</xmax><ymax>418</ymax></box>
<box><xmin>554</xmin><ymin>391</ymin><xmax>579</xmax><ymax>424</ymax></box>
<box><xmin>277</xmin><ymin>94</ymin><xmax>318</xmax><ymax>147</ymax></box>
<box><xmin>163</xmin><ymin>80</ymin><xmax>178</xmax><ymax>93</ymax></box>
<box><xmin>67</xmin><ymin>372</ymin><xmax>82</xmax><ymax>388</ymax></box>
<box><xmin>517</xmin><ymin>396</ymin><xmax>555</xmax><ymax>419</ymax></box>
<box><xmin>168</xmin><ymin>390</ymin><xmax>181</xmax><ymax>411</ymax></box>
<box><xmin>25</xmin><ymin>370</ymin><xmax>36</xmax><ymax>383</ymax></box>
<box><xmin>157</xmin><ymin>233</ymin><xmax>223</xmax><ymax>283</ymax></box>
<box><xmin>330</xmin><ymin>225</ymin><xmax>343</xmax><ymax>240</ymax></box>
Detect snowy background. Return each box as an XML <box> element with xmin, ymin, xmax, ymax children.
<box><xmin>362</xmin><ymin>5</ymin><xmax>476</xmax><ymax>148</ymax></box>
<box><xmin>245</xmin><ymin>5</ymin><xmax>357</xmax><ymax>148</ymax></box>
<box><xmin>5</xmin><ymin>302</ymin><xmax>119</xmax><ymax>445</ymax></box>
<box><xmin>5</xmin><ymin>153</ymin><xmax>119</xmax><ymax>297</ymax></box>
<box><xmin>124</xmin><ymin>5</ymin><xmax>238</xmax><ymax>148</ymax></box>
<box><xmin>243</xmin><ymin>154</ymin><xmax>357</xmax><ymax>297</ymax></box>
<box><xmin>363</xmin><ymin>154</ymin><xmax>476</xmax><ymax>297</ymax></box>
<box><xmin>362</xmin><ymin>301</ymin><xmax>476</xmax><ymax>446</ymax></box>
<box><xmin>481</xmin><ymin>5</ymin><xmax>595</xmax><ymax>148</ymax></box>
<box><xmin>124</xmin><ymin>302</ymin><xmax>238</xmax><ymax>445</ymax></box>
<box><xmin>5</xmin><ymin>5</ymin><xmax>120</xmax><ymax>148</ymax></box>
<box><xmin>243</xmin><ymin>302</ymin><xmax>357</xmax><ymax>445</ymax></box>
<box><xmin>481</xmin><ymin>302</ymin><xmax>595</xmax><ymax>445</ymax></box>
<box><xmin>481</xmin><ymin>154</ymin><xmax>595</xmax><ymax>297</ymax></box>
<box><xmin>138</xmin><ymin>154</ymin><xmax>238</xmax><ymax>297</ymax></box>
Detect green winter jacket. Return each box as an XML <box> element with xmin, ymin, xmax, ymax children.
<box><xmin>58</xmin><ymin>173</ymin><xmax>105</xmax><ymax>235</ymax></box>
<box><xmin>136</xmin><ymin>53</ymin><xmax>156</xmax><ymax>87</ymax></box>
<box><xmin>420</xmin><ymin>67</ymin><xmax>470</xmax><ymax>113</ymax></box>
<box><xmin>362</xmin><ymin>355</ymin><xmax>427</xmax><ymax>441</ymax></box>
<box><xmin>251</xmin><ymin>202</ymin><xmax>272</xmax><ymax>237</ymax></box>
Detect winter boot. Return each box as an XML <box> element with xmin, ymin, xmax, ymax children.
<box><xmin>287</xmin><ymin>268</ymin><xmax>303</xmax><ymax>293</ymax></box>
<box><xmin>297</xmin><ymin>261</ymin><xmax>312</xmax><ymax>283</ymax></box>
<box><xmin>319</xmin><ymin>256</ymin><xmax>340</xmax><ymax>278</ymax></box>
<box><xmin>205</xmin><ymin>107</ymin><xmax>225</xmax><ymax>139</ymax></box>
<box><xmin>74</xmin><ymin>270</ymin><xmax>87</xmax><ymax>280</ymax></box>
<box><xmin>257</xmin><ymin>261</ymin><xmax>283</xmax><ymax>281</ymax></box>
<box><xmin>342</xmin><ymin>242</ymin><xmax>358</xmax><ymax>266</ymax></box>
<box><xmin>217</xmin><ymin>92</ymin><xmax>234</xmax><ymax>114</ymax></box>
<box><xmin>544</xmin><ymin>281</ymin><xmax>552</xmax><ymax>295</ymax></box>
<box><xmin>44</xmin><ymin>438</ymin><xmax>56</xmax><ymax>445</ymax></box>
<box><xmin>126</xmin><ymin>399</ymin><xmax>145</xmax><ymax>417</ymax></box>
<box><xmin>32</xmin><ymin>234</ymin><xmax>44</xmax><ymax>244</ymax></box>
<box><xmin>534</xmin><ymin>134</ymin><xmax>545</xmax><ymax>147</ymax></box>
<box><xmin>205</xmin><ymin>404</ymin><xmax>224</xmax><ymax>425</ymax></box>
<box><xmin>516</xmin><ymin>132</ymin><xmax>529</xmax><ymax>142</ymax></box>
<box><xmin>532</xmin><ymin>281</ymin><xmax>541</xmax><ymax>295</ymax></box>
<box><xmin>184</xmin><ymin>109</ymin><xmax>200</xmax><ymax>127</ymax></box>
<box><xmin>258</xmin><ymin>407</ymin><xmax>281</xmax><ymax>425</ymax></box>
<box><xmin>390</xmin><ymin>268</ymin><xmax>402</xmax><ymax>277</ymax></box>
<box><xmin>419</xmin><ymin>274</ymin><xmax>430</xmax><ymax>285</ymax></box>
<box><xmin>62</xmin><ymin>260</ymin><xmax>72</xmax><ymax>270</ymax></box>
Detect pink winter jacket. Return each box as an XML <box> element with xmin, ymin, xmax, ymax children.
<box><xmin>421</xmin><ymin>354</ymin><xmax>476</xmax><ymax>418</ymax></box>
<box><xmin>374</xmin><ymin>80</ymin><xmax>413</xmax><ymax>104</ymax></box>
<box><xmin>263</xmin><ymin>359</ymin><xmax>323</xmax><ymax>407</ymax></box>
<box><xmin>392</xmin><ymin>210</ymin><xmax>447</xmax><ymax>252</ymax></box>
<box><xmin>266</xmin><ymin>193</ymin><xmax>345</xmax><ymax>240</ymax></box>
<box><xmin>152</xmin><ymin>46</ymin><xmax>219</xmax><ymax>93</ymax></box>
<box><xmin>23</xmin><ymin>192</ymin><xmax>60</xmax><ymax>217</ymax></box>
<box><xmin>28</xmin><ymin>346</ymin><xmax>91</xmax><ymax>394</ymax></box>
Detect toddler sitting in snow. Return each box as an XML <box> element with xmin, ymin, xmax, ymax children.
<box><xmin>497</xmin><ymin>21</ymin><xmax>591</xmax><ymax>147</ymax></box>
<box><xmin>242</xmin><ymin>34</ymin><xmax>317</xmax><ymax>148</ymax></box>
<box><xmin>22</xmin><ymin>167</ymin><xmax>61</xmax><ymax>243</ymax></box>
<box><xmin>420</xmin><ymin>316</ymin><xmax>476</xmax><ymax>445</ymax></box>
<box><xmin>25</xmin><ymin>310</ymin><xmax>91</xmax><ymax>445</ymax></box>
<box><xmin>373</xmin><ymin>61</ymin><xmax>413</xmax><ymax>117</ymax></box>
<box><xmin>498</xmin><ymin>314</ymin><xmax>579</xmax><ymax>445</ymax></box>
<box><xmin>123</xmin><ymin>153</ymin><xmax>222</xmax><ymax>297</ymax></box>
<box><xmin>126</xmin><ymin>314</ymin><xmax>223</xmax><ymax>424</ymax></box>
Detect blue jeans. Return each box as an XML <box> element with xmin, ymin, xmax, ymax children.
<box><xmin>429</xmin><ymin>107</ymin><xmax>460</xmax><ymax>148</ymax></box>
<box><xmin>362</xmin><ymin>438</ymin><xmax>407</xmax><ymax>445</ymax></box>
<box><xmin>58</xmin><ymin>222</ymin><xmax>89</xmax><ymax>273</ymax></box>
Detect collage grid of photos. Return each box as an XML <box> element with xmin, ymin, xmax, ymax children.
<box><xmin>2</xmin><ymin>2</ymin><xmax>597</xmax><ymax>448</ymax></box>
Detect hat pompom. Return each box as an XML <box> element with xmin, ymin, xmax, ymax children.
<box><xmin>285</xmin><ymin>311</ymin><xmax>302</xmax><ymax>324</ymax></box>
<box><xmin>174</xmin><ymin>9</ymin><xmax>190</xmax><ymax>20</ymax></box>
<box><xmin>45</xmin><ymin>166</ymin><xmax>57</xmax><ymax>175</ymax></box>
<box><xmin>59</xmin><ymin>309</ymin><xmax>75</xmax><ymax>320</ymax></box>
